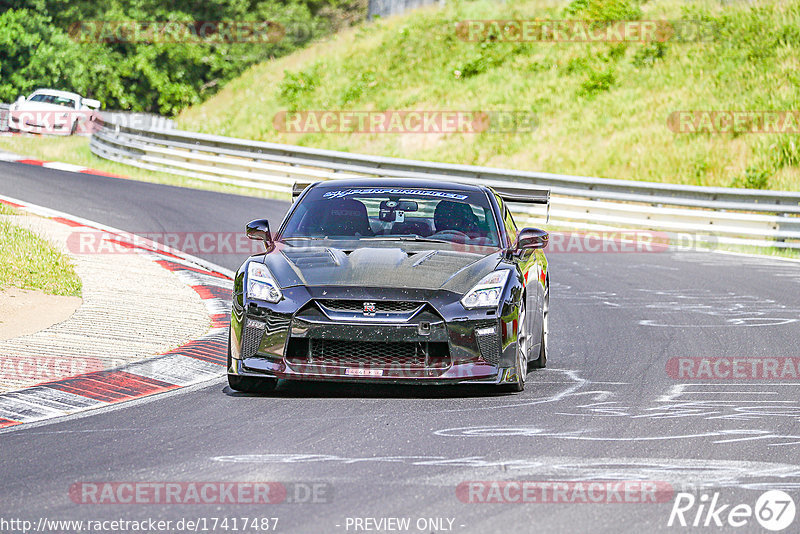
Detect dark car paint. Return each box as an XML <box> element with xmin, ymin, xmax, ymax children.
<box><xmin>229</xmin><ymin>178</ymin><xmax>548</xmax><ymax>385</ymax></box>
<box><xmin>266</xmin><ymin>246</ymin><xmax>502</xmax><ymax>294</ymax></box>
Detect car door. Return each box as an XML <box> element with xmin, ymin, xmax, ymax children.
<box><xmin>498</xmin><ymin>199</ymin><xmax>537</xmax><ymax>346</ymax></box>
<box><xmin>506</xmin><ymin>202</ymin><xmax>544</xmax><ymax>351</ymax></box>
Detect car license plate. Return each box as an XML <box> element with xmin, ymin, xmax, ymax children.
<box><xmin>345</xmin><ymin>368</ymin><xmax>383</xmax><ymax>377</ymax></box>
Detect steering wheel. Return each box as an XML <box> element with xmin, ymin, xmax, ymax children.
<box><xmin>431</xmin><ymin>229</ymin><xmax>469</xmax><ymax>240</ymax></box>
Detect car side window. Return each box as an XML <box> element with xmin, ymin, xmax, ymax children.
<box><xmin>503</xmin><ymin>206</ymin><xmax>518</xmax><ymax>245</ymax></box>
<box><xmin>493</xmin><ymin>194</ymin><xmax>513</xmax><ymax>246</ymax></box>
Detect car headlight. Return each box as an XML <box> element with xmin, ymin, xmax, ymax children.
<box><xmin>461</xmin><ymin>270</ymin><xmax>510</xmax><ymax>309</ymax></box>
<box><xmin>247</xmin><ymin>262</ymin><xmax>282</xmax><ymax>303</ymax></box>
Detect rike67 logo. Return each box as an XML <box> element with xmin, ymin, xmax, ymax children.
<box><xmin>668</xmin><ymin>490</ymin><xmax>796</xmax><ymax>531</ymax></box>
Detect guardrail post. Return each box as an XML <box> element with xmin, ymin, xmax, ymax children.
<box><xmin>0</xmin><ymin>103</ymin><xmax>9</xmax><ymax>132</ymax></box>
<box><xmin>776</xmin><ymin>213</ymin><xmax>788</xmax><ymax>243</ymax></box>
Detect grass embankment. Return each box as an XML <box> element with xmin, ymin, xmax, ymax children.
<box><xmin>3</xmin><ymin>0</ymin><xmax>797</xmax><ymax>194</ymax></box>
<box><xmin>0</xmin><ymin>0</ymin><xmax>797</xmax><ymax>257</ymax></box>
<box><xmin>178</xmin><ymin>0</ymin><xmax>800</xmax><ymax>191</ymax></box>
<box><xmin>0</xmin><ymin>203</ymin><xmax>82</xmax><ymax>296</ymax></box>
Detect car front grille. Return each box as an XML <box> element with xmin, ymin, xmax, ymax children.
<box><xmin>264</xmin><ymin>312</ymin><xmax>291</xmax><ymax>335</ymax></box>
<box><xmin>241</xmin><ymin>319</ymin><xmax>265</xmax><ymax>359</ymax></box>
<box><xmin>241</xmin><ymin>312</ymin><xmax>291</xmax><ymax>358</ymax></box>
<box><xmin>474</xmin><ymin>320</ymin><xmax>501</xmax><ymax>365</ymax></box>
<box><xmin>287</xmin><ymin>339</ymin><xmax>450</xmax><ymax>369</ymax></box>
<box><xmin>317</xmin><ymin>300</ymin><xmax>422</xmax><ymax>314</ymax></box>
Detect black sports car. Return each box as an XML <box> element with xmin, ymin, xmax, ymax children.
<box><xmin>228</xmin><ymin>178</ymin><xmax>550</xmax><ymax>393</ymax></box>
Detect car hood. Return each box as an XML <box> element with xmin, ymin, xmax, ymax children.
<box><xmin>262</xmin><ymin>245</ymin><xmax>504</xmax><ymax>294</ymax></box>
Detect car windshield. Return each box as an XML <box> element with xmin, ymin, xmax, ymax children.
<box><xmin>281</xmin><ymin>186</ymin><xmax>500</xmax><ymax>246</ymax></box>
<box><xmin>28</xmin><ymin>94</ymin><xmax>76</xmax><ymax>108</ymax></box>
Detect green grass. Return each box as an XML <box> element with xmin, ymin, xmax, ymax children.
<box><xmin>2</xmin><ymin>0</ymin><xmax>798</xmax><ymax>261</ymax></box>
<box><xmin>0</xmin><ymin>208</ymin><xmax>83</xmax><ymax>296</ymax></box>
<box><xmin>5</xmin><ymin>0</ymin><xmax>797</xmax><ymax>196</ymax></box>
<box><xmin>710</xmin><ymin>243</ymin><xmax>800</xmax><ymax>260</ymax></box>
<box><xmin>176</xmin><ymin>0</ymin><xmax>800</xmax><ymax>191</ymax></box>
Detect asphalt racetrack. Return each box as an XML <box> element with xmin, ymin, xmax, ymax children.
<box><xmin>2</xmin><ymin>161</ymin><xmax>800</xmax><ymax>532</ymax></box>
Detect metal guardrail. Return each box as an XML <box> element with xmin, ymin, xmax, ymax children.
<box><xmin>89</xmin><ymin>120</ymin><xmax>800</xmax><ymax>250</ymax></box>
<box><xmin>99</xmin><ymin>111</ymin><xmax>174</xmax><ymax>131</ymax></box>
<box><xmin>368</xmin><ymin>0</ymin><xmax>444</xmax><ymax>19</ymax></box>
<box><xmin>0</xmin><ymin>106</ymin><xmax>173</xmax><ymax>134</ymax></box>
<box><xmin>0</xmin><ymin>103</ymin><xmax>9</xmax><ymax>132</ymax></box>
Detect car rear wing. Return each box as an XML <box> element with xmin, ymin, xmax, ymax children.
<box><xmin>492</xmin><ymin>187</ymin><xmax>551</xmax><ymax>223</ymax></box>
<box><xmin>82</xmin><ymin>98</ymin><xmax>101</xmax><ymax>110</ymax></box>
<box><xmin>292</xmin><ymin>182</ymin><xmax>314</xmax><ymax>201</ymax></box>
<box><xmin>292</xmin><ymin>182</ymin><xmax>551</xmax><ymax>221</ymax></box>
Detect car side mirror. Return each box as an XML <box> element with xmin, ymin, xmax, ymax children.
<box><xmin>16</xmin><ymin>96</ymin><xmax>25</xmax><ymax>104</ymax></box>
<box><xmin>517</xmin><ymin>227</ymin><xmax>548</xmax><ymax>250</ymax></box>
<box><xmin>246</xmin><ymin>219</ymin><xmax>273</xmax><ymax>251</ymax></box>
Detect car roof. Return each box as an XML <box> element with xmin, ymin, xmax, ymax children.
<box><xmin>310</xmin><ymin>178</ymin><xmax>486</xmax><ymax>193</ymax></box>
<box><xmin>30</xmin><ymin>89</ymin><xmax>82</xmax><ymax>100</ymax></box>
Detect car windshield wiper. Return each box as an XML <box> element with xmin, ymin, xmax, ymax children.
<box><xmin>361</xmin><ymin>235</ymin><xmax>453</xmax><ymax>244</ymax></box>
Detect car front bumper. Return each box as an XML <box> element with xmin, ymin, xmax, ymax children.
<box><xmin>228</xmin><ymin>286</ymin><xmax>521</xmax><ymax>385</ymax></box>
<box><xmin>7</xmin><ymin>113</ymin><xmax>74</xmax><ymax>135</ymax></box>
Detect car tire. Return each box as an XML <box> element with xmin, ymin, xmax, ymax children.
<box><xmin>228</xmin><ymin>373</ymin><xmax>278</xmax><ymax>394</ymax></box>
<box><xmin>226</xmin><ymin>335</ymin><xmax>278</xmax><ymax>394</ymax></box>
<box><xmin>501</xmin><ymin>300</ymin><xmax>528</xmax><ymax>392</ymax></box>
<box><xmin>530</xmin><ymin>284</ymin><xmax>549</xmax><ymax>369</ymax></box>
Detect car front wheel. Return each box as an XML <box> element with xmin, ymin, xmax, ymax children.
<box><xmin>501</xmin><ymin>301</ymin><xmax>528</xmax><ymax>392</ymax></box>
<box><xmin>227</xmin><ymin>336</ymin><xmax>277</xmax><ymax>394</ymax></box>
<box><xmin>228</xmin><ymin>373</ymin><xmax>277</xmax><ymax>394</ymax></box>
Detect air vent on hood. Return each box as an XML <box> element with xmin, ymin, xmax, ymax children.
<box><xmin>282</xmin><ymin>249</ymin><xmax>339</xmax><ymax>268</ymax></box>
<box><xmin>412</xmin><ymin>251</ymin><xmax>467</xmax><ymax>269</ymax></box>
<box><xmin>411</xmin><ymin>250</ymin><xmax>438</xmax><ymax>267</ymax></box>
